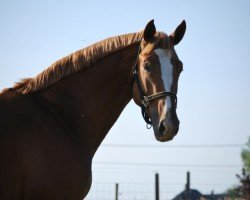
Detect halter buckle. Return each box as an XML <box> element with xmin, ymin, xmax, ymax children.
<box><xmin>142</xmin><ymin>96</ymin><xmax>149</xmax><ymax>108</ymax></box>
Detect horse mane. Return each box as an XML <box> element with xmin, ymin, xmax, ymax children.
<box><xmin>13</xmin><ymin>31</ymin><xmax>167</xmax><ymax>94</ymax></box>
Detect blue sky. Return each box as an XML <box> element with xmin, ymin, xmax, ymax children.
<box><xmin>1</xmin><ymin>0</ymin><xmax>250</xmax><ymax>199</ymax></box>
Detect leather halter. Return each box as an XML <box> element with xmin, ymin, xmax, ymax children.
<box><xmin>132</xmin><ymin>44</ymin><xmax>177</xmax><ymax>126</ymax></box>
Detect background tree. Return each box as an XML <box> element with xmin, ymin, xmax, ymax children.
<box><xmin>241</xmin><ymin>137</ymin><xmax>250</xmax><ymax>174</ymax></box>
<box><xmin>226</xmin><ymin>186</ymin><xmax>240</xmax><ymax>199</ymax></box>
<box><xmin>226</xmin><ymin>137</ymin><xmax>250</xmax><ymax>199</ymax></box>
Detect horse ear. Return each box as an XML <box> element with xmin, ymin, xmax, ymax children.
<box><xmin>143</xmin><ymin>19</ymin><xmax>156</xmax><ymax>42</ymax></box>
<box><xmin>169</xmin><ymin>20</ymin><xmax>186</xmax><ymax>45</ymax></box>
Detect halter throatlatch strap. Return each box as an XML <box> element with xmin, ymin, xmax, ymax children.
<box><xmin>132</xmin><ymin>43</ymin><xmax>177</xmax><ymax>127</ymax></box>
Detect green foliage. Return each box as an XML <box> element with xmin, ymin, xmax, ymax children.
<box><xmin>226</xmin><ymin>137</ymin><xmax>250</xmax><ymax>197</ymax></box>
<box><xmin>226</xmin><ymin>187</ymin><xmax>240</xmax><ymax>199</ymax></box>
<box><xmin>241</xmin><ymin>137</ymin><xmax>250</xmax><ymax>174</ymax></box>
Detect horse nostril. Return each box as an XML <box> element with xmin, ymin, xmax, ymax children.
<box><xmin>159</xmin><ymin>121</ymin><xmax>165</xmax><ymax>135</ymax></box>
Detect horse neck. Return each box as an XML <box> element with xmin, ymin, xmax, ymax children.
<box><xmin>40</xmin><ymin>43</ymin><xmax>139</xmax><ymax>152</ymax></box>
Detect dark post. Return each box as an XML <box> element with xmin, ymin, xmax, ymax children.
<box><xmin>211</xmin><ymin>190</ymin><xmax>214</xmax><ymax>200</ymax></box>
<box><xmin>115</xmin><ymin>183</ymin><xmax>119</xmax><ymax>200</ymax></box>
<box><xmin>185</xmin><ymin>171</ymin><xmax>190</xmax><ymax>200</ymax></box>
<box><xmin>155</xmin><ymin>173</ymin><xmax>160</xmax><ymax>200</ymax></box>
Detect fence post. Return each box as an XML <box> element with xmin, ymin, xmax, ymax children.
<box><xmin>185</xmin><ymin>171</ymin><xmax>190</xmax><ymax>200</ymax></box>
<box><xmin>115</xmin><ymin>183</ymin><xmax>119</xmax><ymax>200</ymax></box>
<box><xmin>155</xmin><ymin>173</ymin><xmax>160</xmax><ymax>200</ymax></box>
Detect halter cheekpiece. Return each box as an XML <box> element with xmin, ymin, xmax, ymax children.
<box><xmin>132</xmin><ymin>42</ymin><xmax>177</xmax><ymax>127</ymax></box>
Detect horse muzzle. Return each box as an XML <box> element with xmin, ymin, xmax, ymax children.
<box><xmin>154</xmin><ymin>117</ymin><xmax>180</xmax><ymax>142</ymax></box>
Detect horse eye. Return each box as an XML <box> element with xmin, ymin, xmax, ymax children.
<box><xmin>144</xmin><ymin>65</ymin><xmax>151</xmax><ymax>72</ymax></box>
<box><xmin>179</xmin><ymin>64</ymin><xmax>183</xmax><ymax>73</ymax></box>
<box><xmin>176</xmin><ymin>61</ymin><xmax>183</xmax><ymax>73</ymax></box>
<box><xmin>178</xmin><ymin>66</ymin><xmax>183</xmax><ymax>73</ymax></box>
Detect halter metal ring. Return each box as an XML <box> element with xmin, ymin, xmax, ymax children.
<box><xmin>142</xmin><ymin>96</ymin><xmax>149</xmax><ymax>107</ymax></box>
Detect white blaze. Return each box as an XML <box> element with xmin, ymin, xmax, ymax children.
<box><xmin>154</xmin><ymin>49</ymin><xmax>173</xmax><ymax>111</ymax></box>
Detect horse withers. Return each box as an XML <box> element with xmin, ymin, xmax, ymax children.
<box><xmin>0</xmin><ymin>20</ymin><xmax>186</xmax><ymax>199</ymax></box>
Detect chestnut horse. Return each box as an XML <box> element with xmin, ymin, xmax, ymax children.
<box><xmin>0</xmin><ymin>20</ymin><xmax>186</xmax><ymax>200</ymax></box>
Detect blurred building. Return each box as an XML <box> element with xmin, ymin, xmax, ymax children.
<box><xmin>172</xmin><ymin>189</ymin><xmax>227</xmax><ymax>200</ymax></box>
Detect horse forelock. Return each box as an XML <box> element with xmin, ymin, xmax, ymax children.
<box><xmin>13</xmin><ymin>31</ymin><xmax>168</xmax><ymax>94</ymax></box>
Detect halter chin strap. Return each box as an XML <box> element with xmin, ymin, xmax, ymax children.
<box><xmin>132</xmin><ymin>44</ymin><xmax>177</xmax><ymax>126</ymax></box>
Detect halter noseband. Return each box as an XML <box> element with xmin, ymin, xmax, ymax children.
<box><xmin>132</xmin><ymin>44</ymin><xmax>177</xmax><ymax>127</ymax></box>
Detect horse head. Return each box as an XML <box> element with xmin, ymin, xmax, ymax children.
<box><xmin>132</xmin><ymin>20</ymin><xmax>186</xmax><ymax>142</ymax></box>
